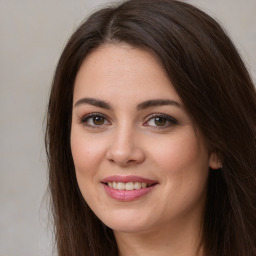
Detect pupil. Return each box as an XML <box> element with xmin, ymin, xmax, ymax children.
<box><xmin>155</xmin><ymin>117</ymin><xmax>166</xmax><ymax>126</ymax></box>
<box><xmin>93</xmin><ymin>116</ymin><xmax>104</xmax><ymax>125</ymax></box>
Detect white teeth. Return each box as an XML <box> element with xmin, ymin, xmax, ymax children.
<box><xmin>125</xmin><ymin>182</ymin><xmax>134</xmax><ymax>190</ymax></box>
<box><xmin>134</xmin><ymin>182</ymin><xmax>141</xmax><ymax>190</ymax></box>
<box><xmin>107</xmin><ymin>181</ymin><xmax>151</xmax><ymax>190</ymax></box>
<box><xmin>117</xmin><ymin>182</ymin><xmax>125</xmax><ymax>190</ymax></box>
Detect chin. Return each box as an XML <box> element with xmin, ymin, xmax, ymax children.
<box><xmin>99</xmin><ymin>209</ymin><xmax>155</xmax><ymax>234</ymax></box>
<box><xmin>108</xmin><ymin>222</ymin><xmax>150</xmax><ymax>234</ymax></box>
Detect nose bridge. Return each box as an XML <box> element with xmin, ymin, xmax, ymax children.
<box><xmin>107</xmin><ymin>122</ymin><xmax>144</xmax><ymax>166</ymax></box>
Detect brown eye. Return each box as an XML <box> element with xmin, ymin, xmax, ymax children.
<box><xmin>93</xmin><ymin>116</ymin><xmax>105</xmax><ymax>125</ymax></box>
<box><xmin>144</xmin><ymin>114</ymin><xmax>178</xmax><ymax>129</ymax></box>
<box><xmin>81</xmin><ymin>113</ymin><xmax>110</xmax><ymax>127</ymax></box>
<box><xmin>154</xmin><ymin>117</ymin><xmax>167</xmax><ymax>126</ymax></box>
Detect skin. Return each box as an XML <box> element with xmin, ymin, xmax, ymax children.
<box><xmin>71</xmin><ymin>44</ymin><xmax>221</xmax><ymax>256</ymax></box>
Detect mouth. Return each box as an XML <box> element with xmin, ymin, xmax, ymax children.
<box><xmin>101</xmin><ymin>175</ymin><xmax>158</xmax><ymax>201</ymax></box>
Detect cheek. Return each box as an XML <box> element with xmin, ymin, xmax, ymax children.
<box><xmin>152</xmin><ymin>132</ymin><xmax>208</xmax><ymax>172</ymax></box>
<box><xmin>149</xmin><ymin>129</ymin><xmax>209</xmax><ymax>200</ymax></box>
<box><xmin>70</xmin><ymin>131</ymin><xmax>104</xmax><ymax>204</ymax></box>
<box><xmin>70</xmin><ymin>130</ymin><xmax>106</xmax><ymax>181</ymax></box>
<box><xmin>155</xmin><ymin>144</ymin><xmax>208</xmax><ymax>219</ymax></box>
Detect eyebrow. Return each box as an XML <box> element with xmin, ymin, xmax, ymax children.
<box><xmin>137</xmin><ymin>99</ymin><xmax>182</xmax><ymax>110</ymax></box>
<box><xmin>74</xmin><ymin>97</ymin><xmax>182</xmax><ymax>110</ymax></box>
<box><xmin>74</xmin><ymin>98</ymin><xmax>112</xmax><ymax>109</ymax></box>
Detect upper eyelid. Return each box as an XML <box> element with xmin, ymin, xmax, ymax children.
<box><xmin>81</xmin><ymin>112</ymin><xmax>107</xmax><ymax>119</ymax></box>
<box><xmin>80</xmin><ymin>112</ymin><xmax>110</xmax><ymax>123</ymax></box>
<box><xmin>144</xmin><ymin>113</ymin><xmax>177</xmax><ymax>121</ymax></box>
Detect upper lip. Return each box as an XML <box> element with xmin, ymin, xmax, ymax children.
<box><xmin>101</xmin><ymin>175</ymin><xmax>158</xmax><ymax>185</ymax></box>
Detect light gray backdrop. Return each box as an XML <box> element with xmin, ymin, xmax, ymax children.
<box><xmin>0</xmin><ymin>0</ymin><xmax>255</xmax><ymax>255</ymax></box>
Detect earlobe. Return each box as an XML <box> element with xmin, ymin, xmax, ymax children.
<box><xmin>209</xmin><ymin>152</ymin><xmax>222</xmax><ymax>169</ymax></box>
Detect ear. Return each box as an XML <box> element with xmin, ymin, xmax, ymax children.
<box><xmin>209</xmin><ymin>151</ymin><xmax>222</xmax><ymax>169</ymax></box>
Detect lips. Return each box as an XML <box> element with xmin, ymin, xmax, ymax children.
<box><xmin>101</xmin><ymin>175</ymin><xmax>158</xmax><ymax>201</ymax></box>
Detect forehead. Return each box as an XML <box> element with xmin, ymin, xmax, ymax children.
<box><xmin>73</xmin><ymin>43</ymin><xmax>181</xmax><ymax>105</ymax></box>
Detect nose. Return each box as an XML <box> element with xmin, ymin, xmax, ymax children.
<box><xmin>106</xmin><ymin>125</ymin><xmax>145</xmax><ymax>167</ymax></box>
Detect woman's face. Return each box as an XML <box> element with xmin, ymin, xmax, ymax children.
<box><xmin>71</xmin><ymin>44</ymin><xmax>218</xmax><ymax>234</ymax></box>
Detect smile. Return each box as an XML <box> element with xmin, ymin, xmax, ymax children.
<box><xmin>107</xmin><ymin>181</ymin><xmax>152</xmax><ymax>190</ymax></box>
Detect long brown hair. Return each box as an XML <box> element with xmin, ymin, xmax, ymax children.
<box><xmin>45</xmin><ymin>0</ymin><xmax>256</xmax><ymax>255</ymax></box>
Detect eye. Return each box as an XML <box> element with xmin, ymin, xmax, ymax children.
<box><xmin>149</xmin><ymin>117</ymin><xmax>167</xmax><ymax>126</ymax></box>
<box><xmin>144</xmin><ymin>114</ymin><xmax>177</xmax><ymax>128</ymax></box>
<box><xmin>80</xmin><ymin>113</ymin><xmax>110</xmax><ymax>128</ymax></box>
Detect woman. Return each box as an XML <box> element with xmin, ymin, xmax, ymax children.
<box><xmin>45</xmin><ymin>0</ymin><xmax>256</xmax><ymax>255</ymax></box>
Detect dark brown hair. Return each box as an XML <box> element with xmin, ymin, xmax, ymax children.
<box><xmin>45</xmin><ymin>0</ymin><xmax>256</xmax><ymax>255</ymax></box>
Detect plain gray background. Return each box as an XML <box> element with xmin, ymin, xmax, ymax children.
<box><xmin>0</xmin><ymin>1</ymin><xmax>255</xmax><ymax>255</ymax></box>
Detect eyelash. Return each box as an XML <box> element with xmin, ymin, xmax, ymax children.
<box><xmin>80</xmin><ymin>113</ymin><xmax>178</xmax><ymax>129</ymax></box>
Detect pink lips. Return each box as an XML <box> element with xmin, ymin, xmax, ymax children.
<box><xmin>101</xmin><ymin>175</ymin><xmax>158</xmax><ymax>201</ymax></box>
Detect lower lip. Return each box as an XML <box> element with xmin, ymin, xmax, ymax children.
<box><xmin>103</xmin><ymin>184</ymin><xmax>156</xmax><ymax>201</ymax></box>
